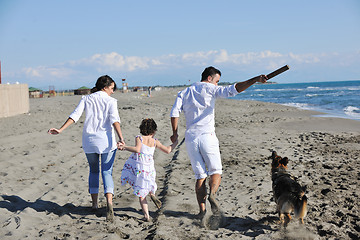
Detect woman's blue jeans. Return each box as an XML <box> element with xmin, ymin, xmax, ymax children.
<box><xmin>85</xmin><ymin>149</ymin><xmax>116</xmax><ymax>195</ymax></box>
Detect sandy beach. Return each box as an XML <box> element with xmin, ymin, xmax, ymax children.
<box><xmin>0</xmin><ymin>88</ymin><xmax>359</xmax><ymax>239</ymax></box>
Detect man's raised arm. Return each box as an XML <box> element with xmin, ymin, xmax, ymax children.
<box><xmin>235</xmin><ymin>75</ymin><xmax>268</xmax><ymax>93</ymax></box>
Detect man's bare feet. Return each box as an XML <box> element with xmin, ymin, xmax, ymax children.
<box><xmin>195</xmin><ymin>210</ymin><xmax>206</xmax><ymax>220</ymax></box>
<box><xmin>208</xmin><ymin>193</ymin><xmax>220</xmax><ymax>215</ymax></box>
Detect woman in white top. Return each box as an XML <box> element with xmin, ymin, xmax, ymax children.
<box><xmin>48</xmin><ymin>75</ymin><xmax>124</xmax><ymax>222</ymax></box>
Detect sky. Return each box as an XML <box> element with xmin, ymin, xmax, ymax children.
<box><xmin>0</xmin><ymin>0</ymin><xmax>359</xmax><ymax>90</ymax></box>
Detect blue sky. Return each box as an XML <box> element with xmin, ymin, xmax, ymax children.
<box><xmin>0</xmin><ymin>0</ymin><xmax>359</xmax><ymax>90</ymax></box>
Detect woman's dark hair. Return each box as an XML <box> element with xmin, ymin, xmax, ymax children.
<box><xmin>201</xmin><ymin>66</ymin><xmax>221</xmax><ymax>81</ymax></box>
<box><xmin>139</xmin><ymin>118</ymin><xmax>157</xmax><ymax>136</ymax></box>
<box><xmin>91</xmin><ymin>75</ymin><xmax>117</xmax><ymax>93</ymax></box>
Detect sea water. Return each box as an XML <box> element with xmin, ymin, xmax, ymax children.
<box><xmin>231</xmin><ymin>80</ymin><xmax>360</xmax><ymax>121</ymax></box>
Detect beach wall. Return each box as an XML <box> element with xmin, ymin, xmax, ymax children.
<box><xmin>0</xmin><ymin>84</ymin><xmax>29</xmax><ymax>118</ymax></box>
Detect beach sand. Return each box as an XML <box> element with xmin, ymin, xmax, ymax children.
<box><xmin>0</xmin><ymin>88</ymin><xmax>359</xmax><ymax>239</ymax></box>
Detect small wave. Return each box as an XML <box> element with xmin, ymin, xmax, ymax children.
<box><xmin>282</xmin><ymin>102</ymin><xmax>314</xmax><ymax>110</ymax></box>
<box><xmin>318</xmin><ymin>86</ymin><xmax>360</xmax><ymax>91</ymax></box>
<box><xmin>307</xmin><ymin>86</ymin><xmax>320</xmax><ymax>89</ymax></box>
<box><xmin>348</xmin><ymin>87</ymin><xmax>360</xmax><ymax>91</ymax></box>
<box><xmin>344</xmin><ymin>106</ymin><xmax>360</xmax><ymax>118</ymax></box>
<box><xmin>253</xmin><ymin>88</ymin><xmax>304</xmax><ymax>92</ymax></box>
<box><xmin>344</xmin><ymin>106</ymin><xmax>359</xmax><ymax>112</ymax></box>
<box><xmin>306</xmin><ymin>94</ymin><xmax>318</xmax><ymax>97</ymax></box>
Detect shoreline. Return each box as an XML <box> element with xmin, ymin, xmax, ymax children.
<box><xmin>0</xmin><ymin>88</ymin><xmax>359</xmax><ymax>239</ymax></box>
<box><xmin>231</xmin><ymin>80</ymin><xmax>360</xmax><ymax>122</ymax></box>
<box><xmin>283</xmin><ymin>105</ymin><xmax>360</xmax><ymax>122</ymax></box>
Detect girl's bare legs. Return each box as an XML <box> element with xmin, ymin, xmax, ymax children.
<box><xmin>149</xmin><ymin>192</ymin><xmax>162</xmax><ymax>209</ymax></box>
<box><xmin>139</xmin><ymin>196</ymin><xmax>150</xmax><ymax>221</ymax></box>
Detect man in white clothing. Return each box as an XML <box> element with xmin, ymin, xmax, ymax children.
<box><xmin>170</xmin><ymin>66</ymin><xmax>267</xmax><ymax>218</ymax></box>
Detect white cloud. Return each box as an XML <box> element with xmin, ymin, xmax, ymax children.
<box><xmin>13</xmin><ymin>50</ymin><xmax>360</xmax><ymax>88</ymax></box>
<box><xmin>22</xmin><ymin>66</ymin><xmax>75</xmax><ymax>79</ymax></box>
<box><xmin>214</xmin><ymin>49</ymin><xmax>229</xmax><ymax>63</ymax></box>
<box><xmin>289</xmin><ymin>52</ymin><xmax>321</xmax><ymax>63</ymax></box>
<box><xmin>23</xmin><ymin>67</ymin><xmax>42</xmax><ymax>77</ymax></box>
<box><xmin>68</xmin><ymin>50</ymin><xmax>355</xmax><ymax>73</ymax></box>
<box><xmin>73</xmin><ymin>52</ymin><xmax>150</xmax><ymax>72</ymax></box>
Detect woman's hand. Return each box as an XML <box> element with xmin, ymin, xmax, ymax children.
<box><xmin>48</xmin><ymin>118</ymin><xmax>74</xmax><ymax>135</ymax></box>
<box><xmin>117</xmin><ymin>141</ymin><xmax>125</xmax><ymax>150</ymax></box>
<box><xmin>48</xmin><ymin>128</ymin><xmax>61</xmax><ymax>135</ymax></box>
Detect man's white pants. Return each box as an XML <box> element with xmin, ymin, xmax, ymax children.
<box><xmin>185</xmin><ymin>132</ymin><xmax>222</xmax><ymax>179</ymax></box>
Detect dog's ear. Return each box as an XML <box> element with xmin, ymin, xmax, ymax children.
<box><xmin>271</xmin><ymin>151</ymin><xmax>277</xmax><ymax>160</ymax></box>
<box><xmin>280</xmin><ymin>157</ymin><xmax>289</xmax><ymax>166</ymax></box>
<box><xmin>272</xmin><ymin>156</ymin><xmax>280</xmax><ymax>168</ymax></box>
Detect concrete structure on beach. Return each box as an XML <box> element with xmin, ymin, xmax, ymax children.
<box><xmin>0</xmin><ymin>61</ymin><xmax>29</xmax><ymax>118</ymax></box>
<box><xmin>0</xmin><ymin>83</ymin><xmax>30</xmax><ymax>118</ymax></box>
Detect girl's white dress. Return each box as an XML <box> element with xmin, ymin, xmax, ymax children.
<box><xmin>121</xmin><ymin>136</ymin><xmax>157</xmax><ymax>197</ymax></box>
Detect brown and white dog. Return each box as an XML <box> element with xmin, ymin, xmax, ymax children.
<box><xmin>270</xmin><ymin>151</ymin><xmax>307</xmax><ymax>226</ymax></box>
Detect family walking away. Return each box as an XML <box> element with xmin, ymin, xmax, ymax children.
<box><xmin>119</xmin><ymin>118</ymin><xmax>178</xmax><ymax>222</ymax></box>
<box><xmin>48</xmin><ymin>75</ymin><xmax>124</xmax><ymax>222</ymax></box>
<box><xmin>47</xmin><ymin>66</ymin><xmax>267</xmax><ymax>223</ymax></box>
<box><xmin>170</xmin><ymin>66</ymin><xmax>268</xmax><ymax>219</ymax></box>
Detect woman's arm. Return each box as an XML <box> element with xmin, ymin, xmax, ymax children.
<box><xmin>49</xmin><ymin>97</ymin><xmax>85</xmax><ymax>135</ymax></box>
<box><xmin>113</xmin><ymin>122</ymin><xmax>124</xmax><ymax>143</ymax></box>
<box><xmin>156</xmin><ymin>139</ymin><xmax>178</xmax><ymax>154</ymax></box>
<box><xmin>48</xmin><ymin>118</ymin><xmax>75</xmax><ymax>135</ymax></box>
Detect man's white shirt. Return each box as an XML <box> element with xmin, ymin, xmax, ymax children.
<box><xmin>170</xmin><ymin>82</ymin><xmax>238</xmax><ymax>140</ymax></box>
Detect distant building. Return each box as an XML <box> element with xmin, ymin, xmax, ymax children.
<box><xmin>74</xmin><ymin>86</ymin><xmax>91</xmax><ymax>95</ymax></box>
<box><xmin>28</xmin><ymin>87</ymin><xmax>43</xmax><ymax>98</ymax></box>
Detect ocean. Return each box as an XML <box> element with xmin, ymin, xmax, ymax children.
<box><xmin>231</xmin><ymin>80</ymin><xmax>360</xmax><ymax>121</ymax></box>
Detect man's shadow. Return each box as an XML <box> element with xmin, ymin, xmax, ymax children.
<box><xmin>0</xmin><ymin>195</ymin><xmax>95</xmax><ymax>219</ymax></box>
<box><xmin>223</xmin><ymin>215</ymin><xmax>278</xmax><ymax>237</ymax></box>
<box><xmin>163</xmin><ymin>209</ymin><xmax>277</xmax><ymax>237</ymax></box>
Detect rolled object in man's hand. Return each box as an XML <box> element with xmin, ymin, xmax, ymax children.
<box><xmin>266</xmin><ymin>65</ymin><xmax>290</xmax><ymax>79</ymax></box>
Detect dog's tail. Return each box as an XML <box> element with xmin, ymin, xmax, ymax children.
<box><xmin>294</xmin><ymin>195</ymin><xmax>307</xmax><ymax>223</ymax></box>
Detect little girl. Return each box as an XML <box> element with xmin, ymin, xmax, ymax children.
<box><xmin>120</xmin><ymin>118</ymin><xmax>178</xmax><ymax>222</ymax></box>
